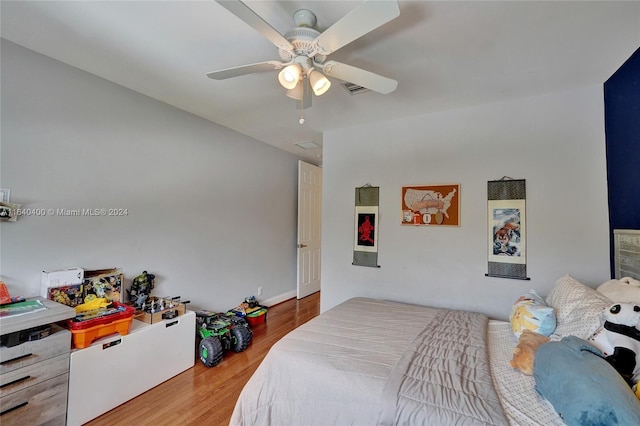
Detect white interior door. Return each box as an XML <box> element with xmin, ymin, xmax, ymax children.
<box><xmin>297</xmin><ymin>160</ymin><xmax>322</xmax><ymax>299</ymax></box>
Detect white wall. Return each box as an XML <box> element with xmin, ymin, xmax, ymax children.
<box><xmin>321</xmin><ymin>85</ymin><xmax>610</xmax><ymax>320</ymax></box>
<box><xmin>0</xmin><ymin>40</ymin><xmax>300</xmax><ymax>311</ymax></box>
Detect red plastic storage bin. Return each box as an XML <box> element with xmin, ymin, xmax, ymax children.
<box><xmin>65</xmin><ymin>302</ymin><xmax>135</xmax><ymax>348</ymax></box>
<box><xmin>246</xmin><ymin>307</ymin><xmax>267</xmax><ymax>326</ymax></box>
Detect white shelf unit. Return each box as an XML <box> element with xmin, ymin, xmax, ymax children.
<box><xmin>67</xmin><ymin>311</ymin><xmax>195</xmax><ymax>426</ymax></box>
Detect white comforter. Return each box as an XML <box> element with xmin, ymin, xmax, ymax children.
<box><xmin>231</xmin><ymin>297</ymin><xmax>508</xmax><ymax>426</ymax></box>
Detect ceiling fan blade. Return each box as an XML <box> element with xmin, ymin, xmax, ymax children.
<box><xmin>311</xmin><ymin>0</ymin><xmax>400</xmax><ymax>57</ymax></box>
<box><xmin>207</xmin><ymin>61</ymin><xmax>285</xmax><ymax>80</ymax></box>
<box><xmin>216</xmin><ymin>0</ymin><xmax>294</xmax><ymax>54</ymax></box>
<box><xmin>322</xmin><ymin>61</ymin><xmax>397</xmax><ymax>95</ymax></box>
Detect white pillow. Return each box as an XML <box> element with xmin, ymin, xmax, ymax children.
<box><xmin>545</xmin><ymin>274</ymin><xmax>611</xmax><ymax>339</ymax></box>
<box><xmin>597</xmin><ymin>277</ymin><xmax>640</xmax><ymax>303</ymax></box>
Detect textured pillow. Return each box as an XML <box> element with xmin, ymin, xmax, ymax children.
<box><xmin>534</xmin><ymin>336</ymin><xmax>640</xmax><ymax>426</ymax></box>
<box><xmin>510</xmin><ymin>290</ymin><xmax>556</xmax><ymax>337</ymax></box>
<box><xmin>597</xmin><ymin>277</ymin><xmax>640</xmax><ymax>303</ymax></box>
<box><xmin>545</xmin><ymin>275</ymin><xmax>611</xmax><ymax>339</ymax></box>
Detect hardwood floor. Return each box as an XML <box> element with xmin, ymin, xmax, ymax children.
<box><xmin>84</xmin><ymin>292</ymin><xmax>320</xmax><ymax>426</ymax></box>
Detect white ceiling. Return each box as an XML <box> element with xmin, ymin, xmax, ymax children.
<box><xmin>2</xmin><ymin>1</ymin><xmax>639</xmax><ymax>165</ymax></box>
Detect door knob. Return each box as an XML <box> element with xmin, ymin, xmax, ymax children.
<box><xmin>298</xmin><ymin>243</ymin><xmax>307</xmax><ymax>248</ymax></box>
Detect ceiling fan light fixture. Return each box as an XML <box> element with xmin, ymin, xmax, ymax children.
<box><xmin>278</xmin><ymin>64</ymin><xmax>301</xmax><ymax>90</ymax></box>
<box><xmin>308</xmin><ymin>69</ymin><xmax>331</xmax><ymax>96</ymax></box>
<box><xmin>286</xmin><ymin>80</ymin><xmax>304</xmax><ymax>100</ymax></box>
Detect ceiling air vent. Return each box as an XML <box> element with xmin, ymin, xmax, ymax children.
<box><xmin>295</xmin><ymin>141</ymin><xmax>321</xmax><ymax>150</ymax></box>
<box><xmin>341</xmin><ymin>82</ymin><xmax>370</xmax><ymax>95</ymax></box>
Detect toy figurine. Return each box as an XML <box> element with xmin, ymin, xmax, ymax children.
<box><xmin>127</xmin><ymin>271</ymin><xmax>155</xmax><ymax>308</ymax></box>
<box><xmin>135</xmin><ymin>293</ymin><xmax>148</xmax><ymax>309</ymax></box>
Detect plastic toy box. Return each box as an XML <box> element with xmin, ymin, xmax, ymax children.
<box><xmin>246</xmin><ymin>307</ymin><xmax>268</xmax><ymax>326</ymax></box>
<box><xmin>64</xmin><ymin>302</ymin><xmax>135</xmax><ymax>348</ymax></box>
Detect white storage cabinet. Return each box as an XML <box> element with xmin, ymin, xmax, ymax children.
<box><xmin>67</xmin><ymin>311</ymin><xmax>195</xmax><ymax>425</ymax></box>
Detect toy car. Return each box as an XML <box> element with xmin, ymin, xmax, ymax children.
<box><xmin>195</xmin><ymin>310</ymin><xmax>253</xmax><ymax>367</ymax></box>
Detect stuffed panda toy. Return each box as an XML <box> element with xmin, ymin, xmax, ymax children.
<box><xmin>589</xmin><ymin>303</ymin><xmax>640</xmax><ymax>387</ymax></box>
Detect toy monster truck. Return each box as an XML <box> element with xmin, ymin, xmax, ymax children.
<box><xmin>195</xmin><ymin>311</ymin><xmax>253</xmax><ymax>367</ymax></box>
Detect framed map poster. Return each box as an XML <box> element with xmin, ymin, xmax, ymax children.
<box><xmin>401</xmin><ymin>184</ymin><xmax>460</xmax><ymax>226</ymax></box>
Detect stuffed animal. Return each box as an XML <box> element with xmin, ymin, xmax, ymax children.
<box><xmin>597</xmin><ymin>277</ymin><xmax>640</xmax><ymax>303</ymax></box>
<box><xmin>588</xmin><ymin>302</ymin><xmax>640</xmax><ymax>386</ymax></box>
<box><xmin>509</xmin><ymin>329</ymin><xmax>550</xmax><ymax>375</ymax></box>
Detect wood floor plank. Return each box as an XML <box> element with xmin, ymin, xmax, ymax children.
<box><xmin>83</xmin><ymin>292</ymin><xmax>320</xmax><ymax>426</ymax></box>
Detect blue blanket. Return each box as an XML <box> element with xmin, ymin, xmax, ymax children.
<box><xmin>534</xmin><ymin>336</ymin><xmax>640</xmax><ymax>426</ymax></box>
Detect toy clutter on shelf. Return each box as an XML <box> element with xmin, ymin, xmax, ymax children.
<box><xmin>132</xmin><ymin>296</ymin><xmax>188</xmax><ymax>324</ymax></box>
<box><xmin>124</xmin><ymin>270</ymin><xmax>189</xmax><ymax>324</ymax></box>
<box><xmin>41</xmin><ymin>267</ymin><xmax>130</xmax><ymax>348</ymax></box>
<box><xmin>41</xmin><ymin>267</ymin><xmax>124</xmax><ymax>307</ymax></box>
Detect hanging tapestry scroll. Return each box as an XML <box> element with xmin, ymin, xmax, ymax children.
<box><xmin>486</xmin><ymin>178</ymin><xmax>529</xmax><ymax>280</ymax></box>
<box><xmin>353</xmin><ymin>185</ymin><xmax>380</xmax><ymax>267</ymax></box>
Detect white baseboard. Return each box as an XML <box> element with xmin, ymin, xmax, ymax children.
<box><xmin>262</xmin><ymin>290</ymin><xmax>296</xmax><ymax>307</ymax></box>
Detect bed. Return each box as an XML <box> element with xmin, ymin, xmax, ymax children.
<box><xmin>231</xmin><ymin>231</ymin><xmax>640</xmax><ymax>426</ymax></box>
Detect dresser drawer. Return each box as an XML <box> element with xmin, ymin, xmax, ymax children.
<box><xmin>0</xmin><ymin>326</ymin><xmax>70</xmax><ymax>375</ymax></box>
<box><xmin>0</xmin><ymin>353</ymin><xmax>70</xmax><ymax>398</ymax></box>
<box><xmin>0</xmin><ymin>373</ymin><xmax>68</xmax><ymax>425</ymax></box>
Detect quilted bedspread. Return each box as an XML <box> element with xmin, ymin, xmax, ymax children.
<box><xmin>230</xmin><ymin>297</ymin><xmax>508</xmax><ymax>426</ymax></box>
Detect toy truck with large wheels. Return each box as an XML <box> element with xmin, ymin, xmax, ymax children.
<box><xmin>196</xmin><ymin>311</ymin><xmax>253</xmax><ymax>367</ymax></box>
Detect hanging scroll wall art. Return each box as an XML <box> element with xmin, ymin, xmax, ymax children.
<box><xmin>486</xmin><ymin>178</ymin><xmax>529</xmax><ymax>280</ymax></box>
<box><xmin>401</xmin><ymin>184</ymin><xmax>460</xmax><ymax>226</ymax></box>
<box><xmin>353</xmin><ymin>185</ymin><xmax>380</xmax><ymax>268</ymax></box>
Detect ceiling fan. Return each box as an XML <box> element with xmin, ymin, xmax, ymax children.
<box><xmin>207</xmin><ymin>0</ymin><xmax>400</xmax><ymax>111</ymax></box>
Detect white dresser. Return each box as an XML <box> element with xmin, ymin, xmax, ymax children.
<box><xmin>67</xmin><ymin>311</ymin><xmax>195</xmax><ymax>426</ymax></box>
<box><xmin>0</xmin><ymin>298</ymin><xmax>76</xmax><ymax>425</ymax></box>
